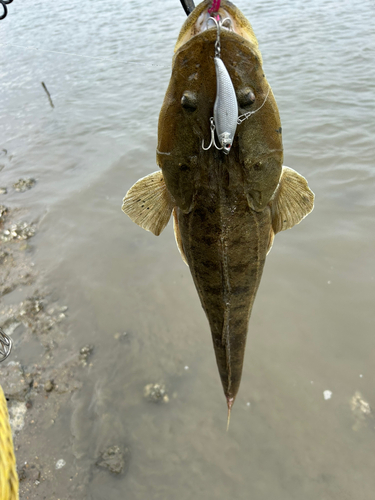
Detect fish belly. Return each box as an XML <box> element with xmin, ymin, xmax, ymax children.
<box><xmin>177</xmin><ymin>187</ymin><xmax>272</xmax><ymax>402</ymax></box>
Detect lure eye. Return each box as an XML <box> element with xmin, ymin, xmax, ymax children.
<box><xmin>223</xmin><ymin>143</ymin><xmax>232</xmax><ymax>155</ymax></box>
<box><xmin>181</xmin><ymin>91</ymin><xmax>198</xmax><ymax>112</ymax></box>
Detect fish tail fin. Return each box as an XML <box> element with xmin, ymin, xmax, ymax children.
<box><xmin>226</xmin><ymin>397</ymin><xmax>234</xmax><ymax>432</ymax></box>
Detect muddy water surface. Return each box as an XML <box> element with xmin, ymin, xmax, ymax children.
<box><xmin>1</xmin><ymin>0</ymin><xmax>374</xmax><ymax>499</ymax></box>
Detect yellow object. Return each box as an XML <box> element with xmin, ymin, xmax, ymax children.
<box><xmin>0</xmin><ymin>385</ymin><xmax>19</xmax><ymax>500</ymax></box>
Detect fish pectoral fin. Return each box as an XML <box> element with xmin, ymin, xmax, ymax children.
<box><xmin>122</xmin><ymin>170</ymin><xmax>174</xmax><ymax>236</ymax></box>
<box><xmin>270</xmin><ymin>166</ymin><xmax>314</xmax><ymax>234</ymax></box>
<box><xmin>173</xmin><ymin>208</ymin><xmax>188</xmax><ymax>266</ymax></box>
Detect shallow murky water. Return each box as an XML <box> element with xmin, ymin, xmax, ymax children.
<box><xmin>1</xmin><ymin>0</ymin><xmax>375</xmax><ymax>498</ymax></box>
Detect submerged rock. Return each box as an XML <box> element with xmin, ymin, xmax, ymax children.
<box><xmin>96</xmin><ymin>445</ymin><xmax>130</xmax><ymax>475</ymax></box>
<box><xmin>44</xmin><ymin>380</ymin><xmax>54</xmax><ymax>392</ymax></box>
<box><xmin>351</xmin><ymin>391</ymin><xmax>372</xmax><ymax>431</ymax></box>
<box><xmin>144</xmin><ymin>383</ymin><xmax>169</xmax><ymax>403</ymax></box>
<box><xmin>13</xmin><ymin>178</ymin><xmax>36</xmax><ymax>192</ymax></box>
<box><xmin>79</xmin><ymin>345</ymin><xmax>94</xmax><ymax>366</ymax></box>
<box><xmin>0</xmin><ymin>204</ymin><xmax>8</xmax><ymax>222</ymax></box>
<box><xmin>0</xmin><ymin>361</ymin><xmax>31</xmax><ymax>401</ymax></box>
<box><xmin>1</xmin><ymin>221</ymin><xmax>36</xmax><ymax>242</ymax></box>
<box><xmin>8</xmin><ymin>400</ymin><xmax>28</xmax><ymax>433</ymax></box>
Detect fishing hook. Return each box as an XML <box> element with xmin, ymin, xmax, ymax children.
<box><xmin>202</xmin><ymin>117</ymin><xmax>223</xmax><ymax>151</ymax></box>
<box><xmin>206</xmin><ymin>15</ymin><xmax>232</xmax><ymax>59</ymax></box>
<box><xmin>0</xmin><ymin>328</ymin><xmax>13</xmax><ymax>362</ymax></box>
<box><xmin>0</xmin><ymin>0</ymin><xmax>13</xmax><ymax>21</ymax></box>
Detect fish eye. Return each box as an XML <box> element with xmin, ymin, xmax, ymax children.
<box><xmin>238</xmin><ymin>88</ymin><xmax>256</xmax><ymax>108</ymax></box>
<box><xmin>181</xmin><ymin>91</ymin><xmax>198</xmax><ymax>112</ymax></box>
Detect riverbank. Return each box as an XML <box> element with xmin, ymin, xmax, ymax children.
<box><xmin>0</xmin><ymin>195</ymin><xmax>117</xmax><ymax>499</ymax></box>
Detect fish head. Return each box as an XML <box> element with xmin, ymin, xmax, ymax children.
<box><xmin>175</xmin><ymin>0</ymin><xmax>262</xmax><ymax>59</ymax></box>
<box><xmin>157</xmin><ymin>0</ymin><xmax>283</xmax><ymax>212</ymax></box>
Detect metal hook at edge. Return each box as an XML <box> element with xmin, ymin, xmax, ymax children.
<box><xmin>0</xmin><ymin>0</ymin><xmax>14</xmax><ymax>21</ymax></box>
<box><xmin>180</xmin><ymin>0</ymin><xmax>195</xmax><ymax>16</ymax></box>
<box><xmin>0</xmin><ymin>327</ymin><xmax>13</xmax><ymax>362</ymax></box>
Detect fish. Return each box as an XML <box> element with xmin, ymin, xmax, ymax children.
<box><xmin>122</xmin><ymin>0</ymin><xmax>314</xmax><ymax>419</ymax></box>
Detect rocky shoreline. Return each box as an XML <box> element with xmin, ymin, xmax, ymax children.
<box><xmin>0</xmin><ymin>186</ymin><xmax>123</xmax><ymax>499</ymax></box>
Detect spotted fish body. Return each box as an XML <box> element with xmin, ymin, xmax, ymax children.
<box><xmin>213</xmin><ymin>56</ymin><xmax>238</xmax><ymax>153</ymax></box>
<box><xmin>122</xmin><ymin>0</ymin><xmax>314</xmax><ymax>414</ymax></box>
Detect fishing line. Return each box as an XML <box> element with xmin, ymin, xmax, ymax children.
<box><xmin>0</xmin><ymin>42</ymin><xmax>168</xmax><ymax>69</ymax></box>
<box><xmin>237</xmin><ymin>87</ymin><xmax>270</xmax><ymax>124</ymax></box>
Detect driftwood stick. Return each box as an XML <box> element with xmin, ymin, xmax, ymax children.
<box><xmin>41</xmin><ymin>81</ymin><xmax>54</xmax><ymax>108</ymax></box>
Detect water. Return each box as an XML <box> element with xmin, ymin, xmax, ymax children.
<box><xmin>1</xmin><ymin>0</ymin><xmax>374</xmax><ymax>498</ymax></box>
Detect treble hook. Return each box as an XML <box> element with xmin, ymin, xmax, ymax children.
<box><xmin>0</xmin><ymin>327</ymin><xmax>13</xmax><ymax>362</ymax></box>
<box><xmin>206</xmin><ymin>15</ymin><xmax>233</xmax><ymax>59</ymax></box>
<box><xmin>202</xmin><ymin>117</ymin><xmax>223</xmax><ymax>151</ymax></box>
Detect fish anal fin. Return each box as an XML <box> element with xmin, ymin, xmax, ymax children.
<box><xmin>173</xmin><ymin>208</ymin><xmax>188</xmax><ymax>266</ymax></box>
<box><xmin>270</xmin><ymin>166</ymin><xmax>314</xmax><ymax>234</ymax></box>
<box><xmin>122</xmin><ymin>171</ymin><xmax>174</xmax><ymax>236</ymax></box>
<box><xmin>266</xmin><ymin>228</ymin><xmax>275</xmax><ymax>255</ymax></box>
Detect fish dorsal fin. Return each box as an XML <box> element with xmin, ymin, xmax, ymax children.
<box><xmin>270</xmin><ymin>166</ymin><xmax>314</xmax><ymax>234</ymax></box>
<box><xmin>122</xmin><ymin>171</ymin><xmax>174</xmax><ymax>236</ymax></box>
<box><xmin>172</xmin><ymin>208</ymin><xmax>189</xmax><ymax>266</ymax></box>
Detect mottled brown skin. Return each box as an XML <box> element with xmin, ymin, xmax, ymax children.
<box><xmin>157</xmin><ymin>23</ymin><xmax>283</xmax><ymax>405</ymax></box>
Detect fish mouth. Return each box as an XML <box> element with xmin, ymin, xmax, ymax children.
<box><xmin>174</xmin><ymin>0</ymin><xmax>260</xmax><ymax>54</ymax></box>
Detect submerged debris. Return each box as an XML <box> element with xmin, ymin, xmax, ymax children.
<box><xmin>96</xmin><ymin>446</ymin><xmax>130</xmax><ymax>475</ymax></box>
<box><xmin>351</xmin><ymin>391</ymin><xmax>372</xmax><ymax>431</ymax></box>
<box><xmin>1</xmin><ymin>221</ymin><xmax>36</xmax><ymax>241</ymax></box>
<box><xmin>20</xmin><ymin>297</ymin><xmax>44</xmax><ymax>316</ymax></box>
<box><xmin>44</xmin><ymin>380</ymin><xmax>54</xmax><ymax>392</ymax></box>
<box><xmin>351</xmin><ymin>391</ymin><xmax>371</xmax><ymax>416</ymax></box>
<box><xmin>0</xmin><ymin>187</ymin><xmax>7</xmax><ymax>195</ymax></box>
<box><xmin>0</xmin><ymin>204</ymin><xmax>8</xmax><ymax>222</ymax></box>
<box><xmin>13</xmin><ymin>178</ymin><xmax>36</xmax><ymax>192</ymax></box>
<box><xmin>1</xmin><ymin>295</ymin><xmax>68</xmax><ymax>338</ymax></box>
<box><xmin>8</xmin><ymin>401</ymin><xmax>28</xmax><ymax>433</ymax></box>
<box><xmin>0</xmin><ymin>207</ymin><xmax>37</xmax><ymax>296</ymax></box>
<box><xmin>55</xmin><ymin>459</ymin><xmax>66</xmax><ymax>470</ymax></box>
<box><xmin>144</xmin><ymin>383</ymin><xmax>169</xmax><ymax>403</ymax></box>
<box><xmin>323</xmin><ymin>390</ymin><xmax>332</xmax><ymax>400</ymax></box>
<box><xmin>114</xmin><ymin>331</ymin><xmax>128</xmax><ymax>341</ymax></box>
<box><xmin>79</xmin><ymin>345</ymin><xmax>94</xmax><ymax>366</ymax></box>
<box><xmin>17</xmin><ymin>463</ymin><xmax>41</xmax><ymax>483</ymax></box>
<box><xmin>0</xmin><ymin>361</ymin><xmax>31</xmax><ymax>402</ymax></box>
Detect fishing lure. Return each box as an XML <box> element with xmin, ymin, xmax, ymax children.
<box><xmin>202</xmin><ymin>15</ymin><xmax>238</xmax><ymax>154</ymax></box>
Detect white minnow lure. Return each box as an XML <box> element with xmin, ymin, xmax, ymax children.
<box><xmin>213</xmin><ymin>56</ymin><xmax>238</xmax><ymax>154</ymax></box>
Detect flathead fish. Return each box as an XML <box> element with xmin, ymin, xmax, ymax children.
<box><xmin>122</xmin><ymin>0</ymin><xmax>314</xmax><ymax>417</ymax></box>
